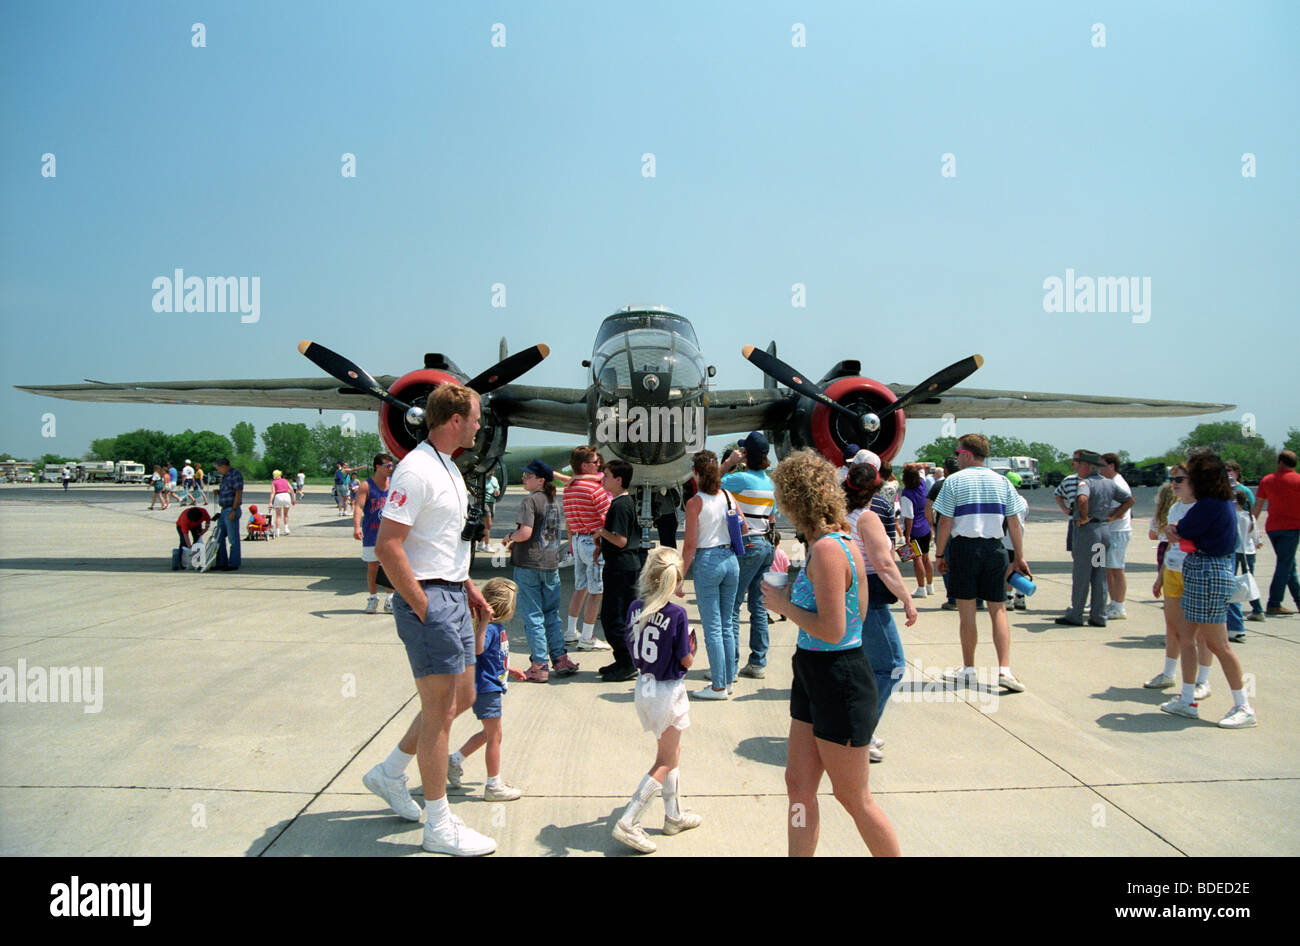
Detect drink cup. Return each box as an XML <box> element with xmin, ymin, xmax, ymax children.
<box><xmin>762</xmin><ymin>571</ymin><xmax>788</xmax><ymax>589</ymax></box>
<box><xmin>1008</xmin><ymin>572</ymin><xmax>1036</xmax><ymax>596</ymax></box>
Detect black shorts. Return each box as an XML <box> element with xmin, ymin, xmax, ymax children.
<box><xmin>947</xmin><ymin>536</ymin><xmax>1008</xmax><ymax>602</ymax></box>
<box><xmin>790</xmin><ymin>646</ymin><xmax>878</xmax><ymax>747</ymax></box>
<box><xmin>914</xmin><ymin>532</ymin><xmax>931</xmax><ymax>555</ymax></box>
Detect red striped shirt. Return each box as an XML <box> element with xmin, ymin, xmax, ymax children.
<box><xmin>563</xmin><ymin>475</ymin><xmax>611</xmax><ymax>534</ymax></box>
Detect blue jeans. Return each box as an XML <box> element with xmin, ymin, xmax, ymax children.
<box><xmin>861</xmin><ymin>604</ymin><xmax>905</xmax><ymax>720</ymax></box>
<box><xmin>693</xmin><ymin>547</ymin><xmax>739</xmax><ymax>689</ymax></box>
<box><xmin>514</xmin><ymin>567</ymin><xmax>565</xmax><ymax>665</ymax></box>
<box><xmin>733</xmin><ymin>535</ymin><xmax>776</xmax><ymax>667</ymax></box>
<box><xmin>1266</xmin><ymin>529</ymin><xmax>1300</xmax><ymax>610</ymax></box>
<box><xmin>213</xmin><ymin>506</ymin><xmax>242</xmax><ymax>568</ymax></box>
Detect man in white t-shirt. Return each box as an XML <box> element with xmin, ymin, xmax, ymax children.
<box><xmin>1100</xmin><ymin>453</ymin><xmax>1136</xmax><ymax>620</ymax></box>
<box><xmin>360</xmin><ymin>384</ymin><xmax>497</xmax><ymax>856</ymax></box>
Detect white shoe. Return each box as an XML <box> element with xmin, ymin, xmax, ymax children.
<box><xmin>364</xmin><ymin>594</ymin><xmax>380</xmax><ymax>614</ymax></box>
<box><xmin>384</xmin><ymin>594</ymin><xmax>394</xmax><ymax>613</ymax></box>
<box><xmin>663</xmin><ymin>811</ymin><xmax>702</xmax><ymax>835</ymax></box>
<box><xmin>926</xmin><ymin>585</ymin><xmax>935</xmax><ymax>596</ymax></box>
<box><xmin>577</xmin><ymin>637</ymin><xmax>612</xmax><ymax>651</ymax></box>
<box><xmin>1218</xmin><ymin>704</ymin><xmax>1257</xmax><ymax>729</ymax></box>
<box><xmin>447</xmin><ymin>754</ymin><xmax>464</xmax><ymax>790</ymax></box>
<box><xmin>870</xmin><ymin>736</ymin><xmax>885</xmax><ymax>749</ymax></box>
<box><xmin>485</xmin><ymin>781</ymin><xmax>522</xmax><ymax>801</ymax></box>
<box><xmin>1193</xmin><ymin>681</ymin><xmax>1211</xmax><ymax>701</ymax></box>
<box><xmin>998</xmin><ymin>671</ymin><xmax>1026</xmax><ymax>693</ymax></box>
<box><xmin>564</xmin><ymin>629</ymin><xmax>581</xmax><ymax>643</ymax></box>
<box><xmin>612</xmin><ymin>819</ymin><xmax>657</xmax><ymax>853</ymax></box>
<box><xmin>1109</xmin><ymin>604</ymin><xmax>1127</xmax><ymax>620</ymax></box>
<box><xmin>361</xmin><ymin>764</ymin><xmax>421</xmax><ymax>821</ymax></box>
<box><xmin>690</xmin><ymin>686</ymin><xmax>729</xmax><ymax>701</ymax></box>
<box><xmin>868</xmin><ymin>744</ymin><xmax>884</xmax><ymax>762</ymax></box>
<box><xmin>1143</xmin><ymin>673</ymin><xmax>1175</xmax><ymax>689</ymax></box>
<box><xmin>944</xmin><ymin>667</ymin><xmax>977</xmax><ymax>686</ymax></box>
<box><xmin>423</xmin><ymin>816</ymin><xmax>496</xmax><ymax>856</ymax></box>
<box><xmin>914</xmin><ymin>587</ymin><xmax>928</xmax><ymax>598</ymax></box>
<box><xmin>1159</xmin><ymin>697</ymin><xmax>1199</xmax><ymax>719</ymax></box>
<box><xmin>283</xmin><ymin>525</ymin><xmax>290</xmax><ymax>535</ymax></box>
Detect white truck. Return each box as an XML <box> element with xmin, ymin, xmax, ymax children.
<box><xmin>987</xmin><ymin>456</ymin><xmax>1040</xmax><ymax>489</ymax></box>
<box><xmin>114</xmin><ymin>461</ymin><xmax>147</xmax><ymax>484</ymax></box>
<box><xmin>43</xmin><ymin>463</ymin><xmax>70</xmax><ymax>483</ymax></box>
<box><xmin>77</xmin><ymin>461</ymin><xmax>117</xmax><ymax>482</ymax></box>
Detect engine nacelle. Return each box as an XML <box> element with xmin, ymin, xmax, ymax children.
<box><xmin>781</xmin><ymin>377</ymin><xmax>906</xmax><ymax>467</ymax></box>
<box><xmin>378</xmin><ymin>370</ymin><xmax>508</xmax><ymax>478</ymax></box>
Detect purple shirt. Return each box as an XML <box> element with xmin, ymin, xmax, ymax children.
<box><xmin>899</xmin><ymin>484</ymin><xmax>931</xmax><ymax>537</ymax></box>
<box><xmin>625</xmin><ymin>600</ymin><xmax>692</xmax><ymax>681</ymax></box>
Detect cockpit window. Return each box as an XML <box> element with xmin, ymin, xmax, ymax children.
<box><xmin>594</xmin><ymin>312</ymin><xmax>699</xmax><ymax>350</ymax></box>
<box><xmin>591</xmin><ymin>326</ymin><xmax>705</xmax><ymax>396</ymax></box>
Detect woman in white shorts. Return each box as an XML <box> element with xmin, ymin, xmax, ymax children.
<box><xmin>269</xmin><ymin>469</ymin><xmax>296</xmax><ymax>536</ymax></box>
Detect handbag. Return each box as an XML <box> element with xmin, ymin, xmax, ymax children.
<box><xmin>722</xmin><ymin>491</ymin><xmax>746</xmax><ymax>556</ymax></box>
<box><xmin>1230</xmin><ymin>570</ymin><xmax>1259</xmax><ymax>604</ymax></box>
<box><xmin>896</xmin><ymin>539</ymin><xmax>922</xmax><ymax>563</ymax></box>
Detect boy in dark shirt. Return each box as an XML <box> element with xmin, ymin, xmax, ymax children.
<box><xmin>594</xmin><ymin>459</ymin><xmax>643</xmax><ymax>681</ymax></box>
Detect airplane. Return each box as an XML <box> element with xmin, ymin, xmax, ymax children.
<box><xmin>18</xmin><ymin>305</ymin><xmax>1234</xmax><ymax>526</ymax></box>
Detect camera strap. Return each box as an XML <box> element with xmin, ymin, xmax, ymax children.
<box><xmin>431</xmin><ymin>445</ymin><xmax>467</xmax><ymax>530</ymax></box>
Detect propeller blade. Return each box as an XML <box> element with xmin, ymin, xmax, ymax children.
<box><xmin>464</xmin><ymin>343</ymin><xmax>550</xmax><ymax>395</ymax></box>
<box><xmin>877</xmin><ymin>354</ymin><xmax>984</xmax><ymax>421</ymax></box>
<box><xmin>742</xmin><ymin>345</ymin><xmax>863</xmax><ymax>425</ymax></box>
<box><xmin>297</xmin><ymin>340</ymin><xmax>417</xmax><ymax>415</ymax></box>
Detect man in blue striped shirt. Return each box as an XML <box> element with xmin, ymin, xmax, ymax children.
<box><xmin>933</xmin><ymin>434</ymin><xmax>1032</xmax><ymax>692</ymax></box>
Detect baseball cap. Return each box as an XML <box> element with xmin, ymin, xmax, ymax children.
<box><xmin>1006</xmin><ymin>471</ymin><xmax>1023</xmax><ymax>487</ymax></box>
<box><xmin>741</xmin><ymin>431</ymin><xmax>770</xmax><ymax>459</ymax></box>
<box><xmin>851</xmin><ymin>449</ymin><xmax>881</xmax><ymax>473</ymax></box>
<box><xmin>844</xmin><ymin>443</ymin><xmax>861</xmax><ymax>461</ymax></box>
<box><xmin>523</xmin><ymin>459</ymin><xmax>554</xmax><ymax>481</ymax></box>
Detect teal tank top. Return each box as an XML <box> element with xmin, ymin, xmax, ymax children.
<box><xmin>793</xmin><ymin>532</ymin><xmax>862</xmax><ymax>651</ymax></box>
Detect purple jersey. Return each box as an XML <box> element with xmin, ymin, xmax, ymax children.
<box><xmin>625</xmin><ymin>600</ymin><xmax>692</xmax><ymax>681</ymax></box>
<box><xmin>360</xmin><ymin>477</ymin><xmax>389</xmax><ymax>548</ymax></box>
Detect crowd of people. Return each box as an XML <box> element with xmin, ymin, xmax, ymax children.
<box><xmin>151</xmin><ymin>386</ymin><xmax>1299</xmax><ymax>855</ymax></box>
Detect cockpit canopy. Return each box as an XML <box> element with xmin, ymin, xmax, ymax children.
<box><xmin>591</xmin><ymin>309</ymin><xmax>706</xmax><ymax>400</ymax></box>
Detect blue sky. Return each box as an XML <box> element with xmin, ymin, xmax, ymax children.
<box><xmin>2</xmin><ymin>1</ymin><xmax>1296</xmax><ymax>464</ymax></box>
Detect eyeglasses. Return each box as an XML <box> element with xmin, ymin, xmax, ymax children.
<box><xmin>956</xmin><ymin>448</ymin><xmax>972</xmax><ymax>456</ymax></box>
<box><xmin>383</xmin><ymin>463</ymin><xmax>394</xmax><ymax>468</ymax></box>
<box><xmin>1170</xmin><ymin>476</ymin><xmax>1187</xmax><ymax>483</ymax></box>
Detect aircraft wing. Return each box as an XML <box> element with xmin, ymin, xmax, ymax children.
<box><xmin>888</xmin><ymin>385</ymin><xmax>1234</xmax><ymax>419</ymax></box>
<box><xmin>705</xmin><ymin>389</ymin><xmax>797</xmax><ymax>435</ymax></box>
<box><xmin>14</xmin><ymin>377</ymin><xmax>387</xmax><ymax>411</ymax></box>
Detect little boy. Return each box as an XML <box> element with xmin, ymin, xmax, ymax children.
<box><xmin>448</xmin><ymin>578</ymin><xmax>526</xmax><ymax>801</ymax></box>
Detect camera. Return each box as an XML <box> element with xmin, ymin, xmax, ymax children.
<box><xmin>461</xmin><ymin>502</ymin><xmax>486</xmax><ymax>543</ymax></box>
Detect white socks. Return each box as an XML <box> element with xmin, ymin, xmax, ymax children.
<box><xmin>1181</xmin><ymin>682</ymin><xmax>1197</xmax><ymax>703</ymax></box>
<box><xmin>1231</xmin><ymin>688</ymin><xmax>1251</xmax><ymax>709</ymax></box>
<box><xmin>382</xmin><ymin>746</ymin><xmax>415</xmax><ymax>779</ymax></box>
<box><xmin>449</xmin><ymin>750</ymin><xmax>466</xmax><ymax>768</ymax></box>
<box><xmin>1196</xmin><ymin>665</ymin><xmax>1211</xmax><ymax>686</ymax></box>
<box><xmin>486</xmin><ymin>774</ymin><xmax>501</xmax><ymax>789</ymax></box>
<box><xmin>663</xmin><ymin>768</ymin><xmax>681</xmax><ymax>819</ymax></box>
<box><xmin>567</xmin><ymin>615</ymin><xmax>578</xmax><ymax>635</ymax></box>
<box><xmin>1162</xmin><ymin>657</ymin><xmax>1179</xmax><ymax>677</ymax></box>
<box><xmin>581</xmin><ymin>622</ymin><xmax>596</xmax><ymax>641</ymax></box>
<box><xmin>425</xmin><ymin>795</ymin><xmax>450</xmax><ymax>829</ymax></box>
<box><xmin>620</xmin><ymin>775</ymin><xmax>661</xmax><ymax>826</ymax></box>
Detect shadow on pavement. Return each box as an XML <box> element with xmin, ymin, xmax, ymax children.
<box><xmin>1095</xmin><ymin>711</ymin><xmax>1203</xmax><ymax>732</ymax></box>
<box><xmin>735</xmin><ymin>735</ymin><xmax>787</xmax><ymax>767</ymax></box>
<box><xmin>536</xmin><ymin>807</ymin><xmax>635</xmax><ymax>856</ymax></box>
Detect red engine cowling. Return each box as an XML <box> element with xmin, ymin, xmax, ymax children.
<box><xmin>808</xmin><ymin>377</ymin><xmax>906</xmax><ymax>466</ymax></box>
<box><xmin>378</xmin><ymin>369</ymin><xmax>461</xmax><ymax>461</ymax></box>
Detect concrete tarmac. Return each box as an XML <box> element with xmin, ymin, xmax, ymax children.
<box><xmin>1</xmin><ymin>483</ymin><xmax>1297</xmax><ymax>856</ymax></box>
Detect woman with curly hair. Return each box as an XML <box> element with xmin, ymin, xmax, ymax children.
<box><xmin>1161</xmin><ymin>452</ymin><xmax>1257</xmax><ymax>728</ymax></box>
<box><xmin>763</xmin><ymin>450</ymin><xmax>900</xmax><ymax>856</ymax></box>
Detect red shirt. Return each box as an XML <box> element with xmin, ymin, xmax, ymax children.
<box><xmin>1258</xmin><ymin>469</ymin><xmax>1300</xmax><ymax>531</ymax></box>
<box><xmin>562</xmin><ymin>474</ymin><xmax>611</xmax><ymax>535</ymax></box>
<box><xmin>177</xmin><ymin>507</ymin><xmax>211</xmax><ymax>532</ymax></box>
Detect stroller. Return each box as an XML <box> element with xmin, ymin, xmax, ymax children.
<box><xmin>246</xmin><ymin>505</ymin><xmax>274</xmax><ymax>541</ymax></box>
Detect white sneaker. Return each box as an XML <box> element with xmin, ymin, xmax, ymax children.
<box><xmin>926</xmin><ymin>585</ymin><xmax>935</xmax><ymax>596</ymax></box>
<box><xmin>364</xmin><ymin>594</ymin><xmax>380</xmax><ymax>614</ymax></box>
<box><xmin>447</xmin><ymin>754</ymin><xmax>464</xmax><ymax>790</ymax></box>
<box><xmin>663</xmin><ymin>811</ymin><xmax>702</xmax><ymax>835</ymax></box>
<box><xmin>1109</xmin><ymin>604</ymin><xmax>1127</xmax><ymax>620</ymax></box>
<box><xmin>283</xmin><ymin>525</ymin><xmax>290</xmax><ymax>535</ymax></box>
<box><xmin>564</xmin><ymin>629</ymin><xmax>581</xmax><ymax>643</ymax></box>
<box><xmin>998</xmin><ymin>671</ymin><xmax>1026</xmax><ymax>693</ymax></box>
<box><xmin>690</xmin><ymin>686</ymin><xmax>729</xmax><ymax>701</ymax></box>
<box><xmin>384</xmin><ymin>594</ymin><xmax>394</xmax><ymax>613</ymax></box>
<box><xmin>485</xmin><ymin>781</ymin><xmax>522</xmax><ymax>801</ymax></box>
<box><xmin>577</xmin><ymin>637</ymin><xmax>612</xmax><ymax>651</ymax></box>
<box><xmin>1143</xmin><ymin>673</ymin><xmax>1175</xmax><ymax>689</ymax></box>
<box><xmin>944</xmin><ymin>668</ymin><xmax>977</xmax><ymax>687</ymax></box>
<box><xmin>914</xmin><ymin>587</ymin><xmax>928</xmax><ymax>598</ymax></box>
<box><xmin>1193</xmin><ymin>681</ymin><xmax>1212</xmax><ymax>701</ymax></box>
<box><xmin>1218</xmin><ymin>704</ymin><xmax>1257</xmax><ymax>729</ymax></box>
<box><xmin>870</xmin><ymin>735</ymin><xmax>885</xmax><ymax>750</ymax></box>
<box><xmin>361</xmin><ymin>764</ymin><xmax>421</xmax><ymax>821</ymax></box>
<box><xmin>612</xmin><ymin>819</ymin><xmax>656</xmax><ymax>853</ymax></box>
<box><xmin>1159</xmin><ymin>697</ymin><xmax>1199</xmax><ymax>719</ymax></box>
<box><xmin>423</xmin><ymin>816</ymin><xmax>496</xmax><ymax>856</ymax></box>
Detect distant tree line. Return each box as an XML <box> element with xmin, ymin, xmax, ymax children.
<box><xmin>912</xmin><ymin>423</ymin><xmax>1300</xmax><ymax>482</ymax></box>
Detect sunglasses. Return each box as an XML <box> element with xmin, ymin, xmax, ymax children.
<box><xmin>1170</xmin><ymin>475</ymin><xmax>1187</xmax><ymax>483</ymax></box>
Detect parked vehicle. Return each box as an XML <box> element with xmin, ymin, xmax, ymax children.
<box><xmin>114</xmin><ymin>461</ymin><xmax>147</xmax><ymax>483</ymax></box>
<box><xmin>987</xmin><ymin>456</ymin><xmax>1040</xmax><ymax>488</ymax></box>
<box><xmin>77</xmin><ymin>461</ymin><xmax>117</xmax><ymax>482</ymax></box>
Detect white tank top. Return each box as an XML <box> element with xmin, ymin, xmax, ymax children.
<box><xmin>695</xmin><ymin>490</ymin><xmax>732</xmax><ymax>548</ymax></box>
<box><xmin>846</xmin><ymin>508</ymin><xmax>878</xmax><ymax>575</ymax></box>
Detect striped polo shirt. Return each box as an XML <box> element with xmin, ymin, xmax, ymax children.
<box><xmin>1054</xmin><ymin>473</ymin><xmax>1079</xmax><ymax>512</ymax></box>
<box><xmin>561</xmin><ymin>474</ymin><xmax>611</xmax><ymax>535</ymax></box>
<box><xmin>721</xmin><ymin>469</ymin><xmax>776</xmax><ymax>533</ymax></box>
<box><xmin>932</xmin><ymin>466</ymin><xmax>1027</xmax><ymax>538</ymax></box>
